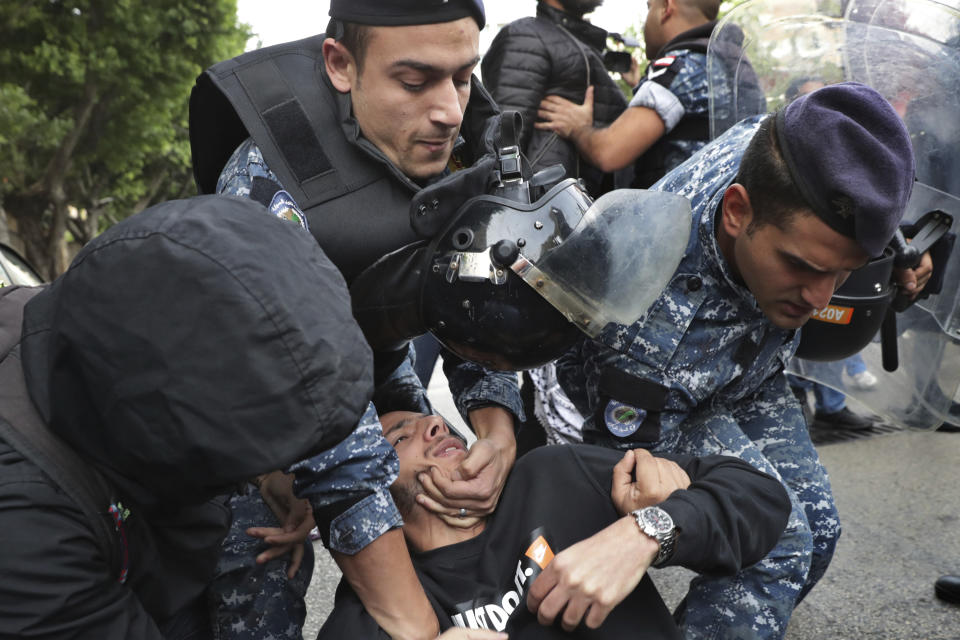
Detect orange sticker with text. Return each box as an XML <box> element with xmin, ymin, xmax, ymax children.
<box><xmin>524</xmin><ymin>536</ymin><xmax>555</xmax><ymax>570</ymax></box>
<box><xmin>811</xmin><ymin>305</ymin><xmax>854</xmax><ymax>325</ymax></box>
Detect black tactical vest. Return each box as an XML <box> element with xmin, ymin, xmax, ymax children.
<box><xmin>189</xmin><ymin>35</ymin><xmax>500</xmax><ymax>284</ymax></box>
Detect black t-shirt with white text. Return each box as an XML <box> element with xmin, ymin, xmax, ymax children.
<box><xmin>319</xmin><ymin>444</ymin><xmax>790</xmax><ymax>638</ymax></box>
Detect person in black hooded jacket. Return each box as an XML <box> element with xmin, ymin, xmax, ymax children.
<box><xmin>481</xmin><ymin>0</ymin><xmax>629</xmax><ymax>198</ymax></box>
<box><xmin>0</xmin><ymin>196</ymin><xmax>424</xmax><ymax>639</ymax></box>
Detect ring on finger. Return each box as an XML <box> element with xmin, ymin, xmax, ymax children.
<box><xmin>459</xmin><ymin>507</ymin><xmax>467</xmax><ymax>518</ymax></box>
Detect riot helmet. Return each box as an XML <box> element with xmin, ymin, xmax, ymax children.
<box><xmin>350</xmin><ymin>111</ymin><xmax>691</xmax><ymax>371</ymax></box>
<box><xmin>420</xmin><ymin>176</ymin><xmax>588</xmax><ymax>370</ymax></box>
<box><xmin>419</xmin><ymin>141</ymin><xmax>693</xmax><ymax>371</ymax></box>
<box><xmin>796</xmin><ymin>185</ymin><xmax>958</xmax><ymax>361</ymax></box>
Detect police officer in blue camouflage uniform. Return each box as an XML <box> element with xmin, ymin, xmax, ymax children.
<box><xmin>535</xmin><ymin>0</ymin><xmax>764</xmax><ymax>188</ymax></box>
<box><xmin>188</xmin><ymin>2</ymin><xmax>526</xmax><ymax>639</ymax></box>
<box><xmin>566</xmin><ymin>83</ymin><xmax>922</xmax><ymax>638</ymax></box>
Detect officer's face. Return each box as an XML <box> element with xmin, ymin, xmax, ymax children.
<box><xmin>381</xmin><ymin>411</ymin><xmax>468</xmax><ymax>495</ymax></box>
<box><xmin>720</xmin><ymin>185</ymin><xmax>869</xmax><ymax>330</ymax></box>
<box><xmin>643</xmin><ymin>0</ymin><xmax>667</xmax><ymax>60</ymax></box>
<box><xmin>324</xmin><ymin>18</ymin><xmax>480</xmax><ymax>181</ymax></box>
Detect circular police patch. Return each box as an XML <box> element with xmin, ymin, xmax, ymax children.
<box><xmin>605</xmin><ymin>402</ymin><xmax>647</xmax><ymax>438</ymax></box>
<box><xmin>268</xmin><ymin>189</ymin><xmax>309</xmax><ymax>232</ymax></box>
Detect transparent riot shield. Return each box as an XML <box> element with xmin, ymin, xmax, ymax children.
<box><xmin>708</xmin><ymin>0</ymin><xmax>960</xmax><ymax>429</ymax></box>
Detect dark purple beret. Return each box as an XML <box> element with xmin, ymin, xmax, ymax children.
<box><xmin>329</xmin><ymin>0</ymin><xmax>485</xmax><ymax>30</ymax></box>
<box><xmin>774</xmin><ymin>81</ymin><xmax>915</xmax><ymax>257</ymax></box>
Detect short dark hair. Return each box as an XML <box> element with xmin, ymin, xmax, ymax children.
<box><xmin>734</xmin><ymin>114</ymin><xmax>814</xmax><ymax>235</ymax></box>
<box><xmin>327</xmin><ymin>19</ymin><xmax>372</xmax><ymax>73</ymax></box>
<box><xmin>685</xmin><ymin>0</ymin><xmax>721</xmax><ymax>21</ymax></box>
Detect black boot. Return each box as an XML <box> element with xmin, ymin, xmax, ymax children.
<box><xmin>935</xmin><ymin>575</ymin><xmax>960</xmax><ymax>604</ymax></box>
<box><xmin>813</xmin><ymin>407</ymin><xmax>877</xmax><ymax>431</ymax></box>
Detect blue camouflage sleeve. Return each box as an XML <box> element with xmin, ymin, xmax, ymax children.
<box><xmin>442</xmin><ymin>352</ymin><xmax>525</xmax><ymax>426</ymax></box>
<box><xmin>288</xmin><ymin>402</ymin><xmax>403</xmax><ymax>555</ymax></box>
<box><xmin>371</xmin><ymin>344</ymin><xmax>434</xmax><ymax>415</ymax></box>
<box><xmin>216</xmin><ymin>138</ymin><xmax>281</xmax><ymax>198</ymax></box>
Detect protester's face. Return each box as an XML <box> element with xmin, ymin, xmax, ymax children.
<box><xmin>331</xmin><ymin>18</ymin><xmax>480</xmax><ymax>181</ymax></box>
<box><xmin>724</xmin><ymin>190</ymin><xmax>869</xmax><ymax>330</ymax></box>
<box><xmin>643</xmin><ymin>0</ymin><xmax>667</xmax><ymax>60</ymax></box>
<box><xmin>381</xmin><ymin>411</ymin><xmax>468</xmax><ymax>493</ymax></box>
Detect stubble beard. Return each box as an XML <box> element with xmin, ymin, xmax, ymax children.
<box><xmin>389</xmin><ymin>470</ymin><xmax>428</xmax><ymax>518</ymax></box>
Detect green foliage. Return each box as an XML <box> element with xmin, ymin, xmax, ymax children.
<box><xmin>0</xmin><ymin>0</ymin><xmax>249</xmax><ymax>276</ymax></box>
<box><xmin>621</xmin><ymin>23</ymin><xmax>644</xmax><ymax>60</ymax></box>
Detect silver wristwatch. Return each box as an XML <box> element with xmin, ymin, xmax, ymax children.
<box><xmin>632</xmin><ymin>506</ymin><xmax>677</xmax><ymax>567</ymax></box>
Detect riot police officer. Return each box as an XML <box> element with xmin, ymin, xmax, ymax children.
<box><xmin>189</xmin><ymin>2</ymin><xmax>522</xmax><ymax>639</ymax></box>
<box><xmin>565</xmin><ymin>82</ymin><xmax>928</xmax><ymax>639</ymax></box>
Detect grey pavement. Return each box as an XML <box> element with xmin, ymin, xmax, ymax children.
<box><xmin>302</xmin><ymin>365</ymin><xmax>960</xmax><ymax>639</ymax></box>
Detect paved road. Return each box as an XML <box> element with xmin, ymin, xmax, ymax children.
<box><xmin>302</xmin><ymin>368</ymin><xmax>960</xmax><ymax>639</ymax></box>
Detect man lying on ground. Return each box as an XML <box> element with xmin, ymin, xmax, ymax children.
<box><xmin>313</xmin><ymin>411</ymin><xmax>791</xmax><ymax>638</ymax></box>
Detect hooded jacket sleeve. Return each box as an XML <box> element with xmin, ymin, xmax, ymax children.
<box><xmin>655</xmin><ymin>452</ymin><xmax>791</xmax><ymax>574</ymax></box>
<box><xmin>0</xmin><ymin>445</ymin><xmax>166</xmax><ymax>639</ymax></box>
<box><xmin>571</xmin><ymin>444</ymin><xmax>791</xmax><ymax>575</ymax></box>
<box><xmin>316</xmin><ymin>583</ymin><xmax>392</xmax><ymax>639</ymax></box>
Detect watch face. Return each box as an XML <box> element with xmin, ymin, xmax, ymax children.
<box><xmin>642</xmin><ymin>508</ymin><xmax>674</xmax><ymax>535</ymax></box>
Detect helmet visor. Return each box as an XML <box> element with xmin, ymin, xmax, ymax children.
<box><xmin>513</xmin><ymin>189</ymin><xmax>692</xmax><ymax>338</ymax></box>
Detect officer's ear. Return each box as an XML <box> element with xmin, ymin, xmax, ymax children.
<box><xmin>720</xmin><ymin>183</ymin><xmax>753</xmax><ymax>239</ymax></box>
<box><xmin>323</xmin><ymin>38</ymin><xmax>356</xmax><ymax>94</ymax></box>
<box><xmin>661</xmin><ymin>0</ymin><xmax>676</xmax><ymax>21</ymax></box>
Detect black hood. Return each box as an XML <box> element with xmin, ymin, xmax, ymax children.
<box><xmin>19</xmin><ymin>195</ymin><xmax>373</xmax><ymax>508</ymax></box>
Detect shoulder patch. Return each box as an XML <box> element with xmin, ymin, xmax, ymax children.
<box><xmin>646</xmin><ymin>54</ymin><xmax>685</xmax><ymax>86</ymax></box>
<box><xmin>268</xmin><ymin>190</ymin><xmax>309</xmax><ymax>231</ymax></box>
<box><xmin>646</xmin><ymin>55</ymin><xmax>684</xmax><ymax>88</ymax></box>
